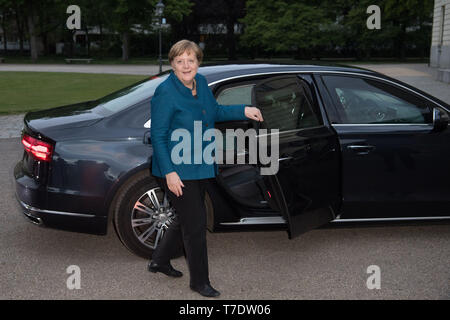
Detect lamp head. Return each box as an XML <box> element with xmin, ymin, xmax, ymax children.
<box><xmin>155</xmin><ymin>0</ymin><xmax>165</xmax><ymax>17</ymax></box>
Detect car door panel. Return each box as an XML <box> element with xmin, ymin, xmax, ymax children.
<box><xmin>253</xmin><ymin>75</ymin><xmax>340</xmax><ymax>238</ymax></box>
<box><xmin>273</xmin><ymin>127</ymin><xmax>340</xmax><ymax>237</ymax></box>
<box><xmin>320</xmin><ymin>74</ymin><xmax>450</xmax><ymax>219</ymax></box>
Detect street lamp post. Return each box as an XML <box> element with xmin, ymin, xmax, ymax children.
<box><xmin>155</xmin><ymin>0</ymin><xmax>165</xmax><ymax>74</ymax></box>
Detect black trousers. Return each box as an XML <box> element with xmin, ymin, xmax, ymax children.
<box><xmin>152</xmin><ymin>177</ymin><xmax>211</xmax><ymax>287</ymax></box>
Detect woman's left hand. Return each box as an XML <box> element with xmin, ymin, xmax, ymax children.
<box><xmin>245</xmin><ymin>106</ymin><xmax>264</xmax><ymax>122</ymax></box>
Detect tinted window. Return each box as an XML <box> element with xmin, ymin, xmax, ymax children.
<box><xmin>254</xmin><ymin>76</ymin><xmax>321</xmax><ymax>131</ymax></box>
<box><xmin>93</xmin><ymin>74</ymin><xmax>169</xmax><ymax>115</ymax></box>
<box><xmin>115</xmin><ymin>99</ymin><xmax>151</xmax><ymax>129</ymax></box>
<box><xmin>216</xmin><ymin>84</ymin><xmax>254</xmax><ymax>106</ymax></box>
<box><xmin>322</xmin><ymin>76</ymin><xmax>432</xmax><ymax>124</ymax></box>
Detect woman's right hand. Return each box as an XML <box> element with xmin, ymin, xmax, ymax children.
<box><xmin>165</xmin><ymin>172</ymin><xmax>185</xmax><ymax>197</ymax></box>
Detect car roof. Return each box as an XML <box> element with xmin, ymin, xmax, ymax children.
<box><xmin>197</xmin><ymin>63</ymin><xmax>378</xmax><ymax>83</ymax></box>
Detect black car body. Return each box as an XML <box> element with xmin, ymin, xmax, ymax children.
<box><xmin>14</xmin><ymin>64</ymin><xmax>450</xmax><ymax>258</ymax></box>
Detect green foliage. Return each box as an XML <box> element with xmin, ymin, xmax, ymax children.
<box><xmin>160</xmin><ymin>0</ymin><xmax>193</xmax><ymax>23</ymax></box>
<box><xmin>0</xmin><ymin>0</ymin><xmax>436</xmax><ymax>60</ymax></box>
<box><xmin>240</xmin><ymin>0</ymin><xmax>434</xmax><ymax>59</ymax></box>
<box><xmin>240</xmin><ymin>0</ymin><xmax>331</xmax><ymax>53</ymax></box>
<box><xmin>342</xmin><ymin>0</ymin><xmax>434</xmax><ymax>58</ymax></box>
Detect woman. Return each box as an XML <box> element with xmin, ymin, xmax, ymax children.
<box><xmin>148</xmin><ymin>39</ymin><xmax>263</xmax><ymax>298</ymax></box>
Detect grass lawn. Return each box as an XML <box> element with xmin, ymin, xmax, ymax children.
<box><xmin>0</xmin><ymin>71</ymin><xmax>148</xmax><ymax>115</ymax></box>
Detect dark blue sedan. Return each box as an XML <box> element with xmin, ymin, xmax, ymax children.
<box><xmin>13</xmin><ymin>64</ymin><xmax>450</xmax><ymax>258</ymax></box>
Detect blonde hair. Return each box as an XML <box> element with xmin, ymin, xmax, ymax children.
<box><xmin>168</xmin><ymin>39</ymin><xmax>203</xmax><ymax>65</ymax></box>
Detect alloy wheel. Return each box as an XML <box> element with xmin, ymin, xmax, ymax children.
<box><xmin>131</xmin><ymin>187</ymin><xmax>175</xmax><ymax>250</ymax></box>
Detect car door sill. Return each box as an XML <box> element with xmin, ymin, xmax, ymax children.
<box><xmin>331</xmin><ymin>216</ymin><xmax>450</xmax><ymax>223</ymax></box>
<box><xmin>219</xmin><ymin>215</ymin><xmax>450</xmax><ymax>228</ymax></box>
<box><xmin>220</xmin><ymin>216</ymin><xmax>286</xmax><ymax>226</ymax></box>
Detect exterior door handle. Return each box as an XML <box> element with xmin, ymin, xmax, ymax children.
<box><xmin>347</xmin><ymin>145</ymin><xmax>375</xmax><ymax>154</ymax></box>
<box><xmin>278</xmin><ymin>156</ymin><xmax>293</xmax><ymax>162</ymax></box>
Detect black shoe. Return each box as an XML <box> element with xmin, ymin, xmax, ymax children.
<box><xmin>148</xmin><ymin>261</ymin><xmax>183</xmax><ymax>278</ymax></box>
<box><xmin>190</xmin><ymin>284</ymin><xmax>221</xmax><ymax>298</ymax></box>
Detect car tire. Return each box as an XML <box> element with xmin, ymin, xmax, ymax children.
<box><xmin>112</xmin><ymin>172</ymin><xmax>214</xmax><ymax>259</ymax></box>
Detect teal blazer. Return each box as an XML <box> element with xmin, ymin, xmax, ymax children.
<box><xmin>151</xmin><ymin>71</ymin><xmax>247</xmax><ymax>180</ymax></box>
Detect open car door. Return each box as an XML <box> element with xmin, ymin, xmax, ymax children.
<box><xmin>252</xmin><ymin>74</ymin><xmax>341</xmax><ymax>238</ymax></box>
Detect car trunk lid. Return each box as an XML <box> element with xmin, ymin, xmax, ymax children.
<box><xmin>24</xmin><ymin>101</ymin><xmax>104</xmax><ymax>138</ymax></box>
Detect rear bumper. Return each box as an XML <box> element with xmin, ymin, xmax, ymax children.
<box><xmin>14</xmin><ymin>161</ymin><xmax>108</xmax><ymax>235</ymax></box>
<box><xmin>15</xmin><ymin>195</ymin><xmax>44</xmax><ymax>226</ymax></box>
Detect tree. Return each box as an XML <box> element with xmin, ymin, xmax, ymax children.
<box><xmin>75</xmin><ymin>0</ymin><xmax>113</xmax><ymax>57</ymax></box>
<box><xmin>0</xmin><ymin>0</ymin><xmax>13</xmax><ymax>54</ymax></box>
<box><xmin>154</xmin><ymin>0</ymin><xmax>193</xmax><ymax>55</ymax></box>
<box><xmin>22</xmin><ymin>0</ymin><xmax>67</xmax><ymax>60</ymax></box>
<box><xmin>111</xmin><ymin>0</ymin><xmax>192</xmax><ymax>61</ymax></box>
<box><xmin>111</xmin><ymin>0</ymin><xmax>145</xmax><ymax>61</ymax></box>
<box><xmin>25</xmin><ymin>0</ymin><xmax>38</xmax><ymax>61</ymax></box>
<box><xmin>13</xmin><ymin>0</ymin><xmax>26</xmax><ymax>55</ymax></box>
<box><xmin>383</xmin><ymin>0</ymin><xmax>434</xmax><ymax>59</ymax></box>
<box><xmin>342</xmin><ymin>0</ymin><xmax>385</xmax><ymax>59</ymax></box>
<box><xmin>337</xmin><ymin>0</ymin><xmax>434</xmax><ymax>59</ymax></box>
<box><xmin>190</xmin><ymin>0</ymin><xmax>246</xmax><ymax>60</ymax></box>
<box><xmin>239</xmin><ymin>0</ymin><xmax>434</xmax><ymax>60</ymax></box>
<box><xmin>240</xmin><ymin>0</ymin><xmax>331</xmax><ymax>58</ymax></box>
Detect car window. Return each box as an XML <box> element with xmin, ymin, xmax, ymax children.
<box><xmin>215</xmin><ymin>83</ymin><xmax>256</xmax><ymax>153</ymax></box>
<box><xmin>322</xmin><ymin>75</ymin><xmax>432</xmax><ymax>124</ymax></box>
<box><xmin>254</xmin><ymin>76</ymin><xmax>322</xmax><ymax>131</ymax></box>
<box><xmin>216</xmin><ymin>84</ymin><xmax>254</xmax><ymax>106</ymax></box>
<box><xmin>93</xmin><ymin>74</ymin><xmax>169</xmax><ymax>115</ymax></box>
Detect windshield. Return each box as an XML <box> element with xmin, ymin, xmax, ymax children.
<box><xmin>92</xmin><ymin>74</ymin><xmax>170</xmax><ymax>115</ymax></box>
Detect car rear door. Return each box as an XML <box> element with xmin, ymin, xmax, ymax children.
<box><xmin>319</xmin><ymin>74</ymin><xmax>450</xmax><ymax>219</ymax></box>
<box><xmin>252</xmin><ymin>74</ymin><xmax>341</xmax><ymax>238</ymax></box>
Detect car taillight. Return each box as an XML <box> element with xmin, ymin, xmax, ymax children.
<box><xmin>22</xmin><ymin>134</ymin><xmax>54</xmax><ymax>162</ymax></box>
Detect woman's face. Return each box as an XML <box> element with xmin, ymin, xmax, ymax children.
<box><xmin>171</xmin><ymin>50</ymin><xmax>199</xmax><ymax>86</ymax></box>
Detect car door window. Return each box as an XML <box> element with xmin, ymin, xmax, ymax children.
<box><xmin>215</xmin><ymin>83</ymin><xmax>256</xmax><ymax>152</ymax></box>
<box><xmin>216</xmin><ymin>84</ymin><xmax>254</xmax><ymax>106</ymax></box>
<box><xmin>322</xmin><ymin>75</ymin><xmax>432</xmax><ymax>124</ymax></box>
<box><xmin>254</xmin><ymin>76</ymin><xmax>322</xmax><ymax>131</ymax></box>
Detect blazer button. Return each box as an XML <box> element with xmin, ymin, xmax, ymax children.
<box><xmin>202</xmin><ymin>110</ymin><xmax>206</xmax><ymax>114</ymax></box>
<box><xmin>205</xmin><ymin>123</ymin><xmax>209</xmax><ymax>127</ymax></box>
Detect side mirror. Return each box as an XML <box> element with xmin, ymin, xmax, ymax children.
<box><xmin>432</xmin><ymin>107</ymin><xmax>449</xmax><ymax>132</ymax></box>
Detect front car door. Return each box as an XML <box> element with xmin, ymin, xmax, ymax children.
<box><xmin>319</xmin><ymin>74</ymin><xmax>450</xmax><ymax>219</ymax></box>
<box><xmin>253</xmin><ymin>75</ymin><xmax>341</xmax><ymax>237</ymax></box>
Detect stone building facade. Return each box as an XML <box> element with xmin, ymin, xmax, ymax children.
<box><xmin>430</xmin><ymin>0</ymin><xmax>450</xmax><ymax>82</ymax></box>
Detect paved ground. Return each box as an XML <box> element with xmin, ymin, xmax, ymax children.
<box><xmin>1</xmin><ymin>63</ymin><xmax>450</xmax><ymax>300</ymax></box>
<box><xmin>353</xmin><ymin>63</ymin><xmax>450</xmax><ymax>103</ymax></box>
<box><xmin>1</xmin><ymin>137</ymin><xmax>449</xmax><ymax>299</ymax></box>
<box><xmin>0</xmin><ymin>114</ymin><xmax>25</xmax><ymax>139</ymax></box>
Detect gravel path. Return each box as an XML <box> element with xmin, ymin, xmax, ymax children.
<box><xmin>0</xmin><ymin>63</ymin><xmax>171</xmax><ymax>75</ymax></box>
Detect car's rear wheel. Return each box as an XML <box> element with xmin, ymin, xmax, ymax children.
<box><xmin>113</xmin><ymin>173</ymin><xmax>214</xmax><ymax>259</ymax></box>
<box><xmin>113</xmin><ymin>174</ymin><xmax>177</xmax><ymax>259</ymax></box>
